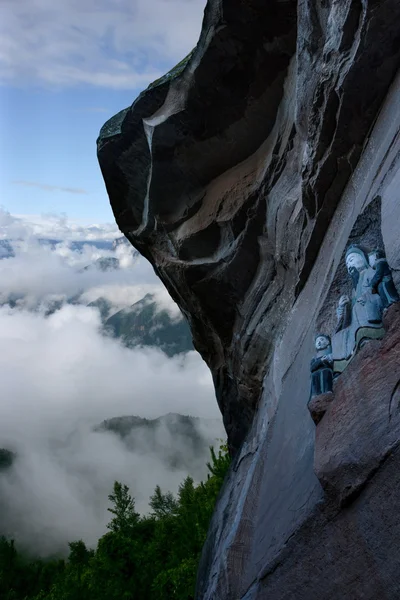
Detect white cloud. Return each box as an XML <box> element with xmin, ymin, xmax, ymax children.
<box><xmin>0</xmin><ymin>208</ymin><xmax>119</xmax><ymax>241</ymax></box>
<box><xmin>0</xmin><ymin>209</ymin><xmax>223</xmax><ymax>555</ymax></box>
<box><xmin>0</xmin><ymin>304</ymin><xmax>220</xmax><ymax>555</ymax></box>
<box><xmin>0</xmin><ymin>238</ymin><xmax>134</xmax><ymax>305</ymax></box>
<box><xmin>80</xmin><ymin>283</ymin><xmax>183</xmax><ymax>318</ymax></box>
<box><xmin>0</xmin><ymin>0</ymin><xmax>206</xmax><ymax>89</ymax></box>
<box><xmin>0</xmin><ymin>304</ymin><xmax>217</xmax><ymax>430</ymax></box>
<box><xmin>0</xmin><ymin>209</ymin><xmax>182</xmax><ymax>317</ymax></box>
<box><xmin>12</xmin><ymin>181</ymin><xmax>89</xmax><ymax>195</ymax></box>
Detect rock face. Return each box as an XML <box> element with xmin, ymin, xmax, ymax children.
<box><xmin>97</xmin><ymin>0</ymin><xmax>400</xmax><ymax>597</ymax></box>
<box><xmin>307</xmin><ymin>392</ymin><xmax>334</xmax><ymax>425</ymax></box>
<box><xmin>314</xmin><ymin>304</ymin><xmax>400</xmax><ymax>506</ymax></box>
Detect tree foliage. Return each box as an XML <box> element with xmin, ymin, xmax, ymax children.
<box><xmin>107</xmin><ymin>482</ymin><xmax>140</xmax><ymax>534</ymax></box>
<box><xmin>0</xmin><ymin>443</ymin><xmax>230</xmax><ymax>600</ymax></box>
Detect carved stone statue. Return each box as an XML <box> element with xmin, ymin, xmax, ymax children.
<box><xmin>331</xmin><ymin>245</ymin><xmax>385</xmax><ymax>373</ymax></box>
<box><xmin>310</xmin><ymin>335</ymin><xmax>333</xmax><ymax>397</ymax></box>
<box><xmin>368</xmin><ymin>249</ymin><xmax>400</xmax><ymax>309</ymax></box>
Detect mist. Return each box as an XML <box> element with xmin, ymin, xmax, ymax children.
<box><xmin>0</xmin><ymin>211</ymin><xmax>223</xmax><ymax>556</ymax></box>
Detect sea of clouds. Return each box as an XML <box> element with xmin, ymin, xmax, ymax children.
<box><xmin>0</xmin><ymin>209</ymin><xmax>222</xmax><ymax>556</ymax></box>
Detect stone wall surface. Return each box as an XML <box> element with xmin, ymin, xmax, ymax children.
<box><xmin>97</xmin><ymin>0</ymin><xmax>400</xmax><ymax>597</ymax></box>
<box><xmin>314</xmin><ymin>303</ymin><xmax>400</xmax><ymax>506</ymax></box>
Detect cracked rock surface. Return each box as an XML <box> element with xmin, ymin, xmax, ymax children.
<box><xmin>98</xmin><ymin>0</ymin><xmax>400</xmax><ymax>597</ymax></box>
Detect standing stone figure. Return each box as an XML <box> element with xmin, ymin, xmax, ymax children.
<box><xmin>331</xmin><ymin>245</ymin><xmax>385</xmax><ymax>373</ymax></box>
<box><xmin>368</xmin><ymin>249</ymin><xmax>400</xmax><ymax>309</ymax></box>
<box><xmin>310</xmin><ymin>335</ymin><xmax>333</xmax><ymax>397</ymax></box>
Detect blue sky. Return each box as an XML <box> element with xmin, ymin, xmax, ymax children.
<box><xmin>0</xmin><ymin>0</ymin><xmax>205</xmax><ymax>223</ymax></box>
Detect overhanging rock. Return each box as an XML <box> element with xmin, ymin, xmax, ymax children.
<box><xmin>98</xmin><ymin>1</ymin><xmax>400</xmax><ymax>597</ymax></box>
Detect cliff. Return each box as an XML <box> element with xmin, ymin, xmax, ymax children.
<box><xmin>97</xmin><ymin>1</ymin><xmax>400</xmax><ymax>597</ymax></box>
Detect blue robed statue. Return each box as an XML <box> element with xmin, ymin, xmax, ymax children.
<box><xmin>331</xmin><ymin>245</ymin><xmax>385</xmax><ymax>373</ymax></box>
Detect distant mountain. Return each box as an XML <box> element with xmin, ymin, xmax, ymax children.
<box><xmin>0</xmin><ymin>240</ymin><xmax>14</xmax><ymax>259</ymax></box>
<box><xmin>81</xmin><ymin>256</ymin><xmax>120</xmax><ymax>273</ymax></box>
<box><xmin>87</xmin><ymin>297</ymin><xmax>114</xmax><ymax>321</ymax></box>
<box><xmin>104</xmin><ymin>294</ymin><xmax>193</xmax><ymax>356</ymax></box>
<box><xmin>0</xmin><ymin>238</ymin><xmax>116</xmax><ymax>257</ymax></box>
<box><xmin>96</xmin><ymin>413</ymin><xmax>225</xmax><ymax>475</ymax></box>
<box><xmin>0</xmin><ymin>416</ymin><xmax>225</xmax><ymax>481</ymax></box>
<box><xmin>0</xmin><ymin>290</ymin><xmax>193</xmax><ymax>358</ymax></box>
<box><xmin>98</xmin><ymin>413</ymin><xmax>206</xmax><ymax>446</ymax></box>
<box><xmin>43</xmin><ymin>298</ymin><xmax>65</xmax><ymax>316</ymax></box>
<box><xmin>0</xmin><ymin>293</ymin><xmax>24</xmax><ymax>308</ymax></box>
<box><xmin>0</xmin><ymin>449</ymin><xmax>15</xmax><ymax>472</ymax></box>
<box><xmin>112</xmin><ymin>236</ymin><xmax>130</xmax><ymax>250</ymax></box>
<box><xmin>1</xmin><ymin>235</ymin><xmax>192</xmax><ymax>356</ymax></box>
<box><xmin>38</xmin><ymin>239</ymin><xmax>115</xmax><ymax>252</ymax></box>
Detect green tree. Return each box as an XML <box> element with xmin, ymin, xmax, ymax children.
<box><xmin>151</xmin><ymin>444</ymin><xmax>231</xmax><ymax>600</ymax></box>
<box><xmin>0</xmin><ymin>442</ymin><xmax>231</xmax><ymax>600</ymax></box>
<box><xmin>107</xmin><ymin>481</ymin><xmax>139</xmax><ymax>535</ymax></box>
<box><xmin>149</xmin><ymin>486</ymin><xmax>178</xmax><ymax>518</ymax></box>
<box><xmin>206</xmin><ymin>442</ymin><xmax>230</xmax><ymax>481</ymax></box>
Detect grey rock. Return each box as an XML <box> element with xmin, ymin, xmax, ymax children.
<box><xmin>97</xmin><ymin>0</ymin><xmax>400</xmax><ymax>597</ymax></box>
<box><xmin>314</xmin><ymin>304</ymin><xmax>400</xmax><ymax>506</ymax></box>
<box><xmin>98</xmin><ymin>0</ymin><xmax>400</xmax><ymax>454</ymax></box>
<box><xmin>307</xmin><ymin>392</ymin><xmax>334</xmax><ymax>425</ymax></box>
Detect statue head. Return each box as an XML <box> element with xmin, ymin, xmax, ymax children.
<box><xmin>315</xmin><ymin>334</ymin><xmax>331</xmax><ymax>352</ymax></box>
<box><xmin>345</xmin><ymin>245</ymin><xmax>368</xmax><ymax>273</ymax></box>
<box><xmin>368</xmin><ymin>248</ymin><xmax>385</xmax><ymax>268</ymax></box>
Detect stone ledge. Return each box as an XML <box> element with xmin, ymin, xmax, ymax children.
<box><xmin>307</xmin><ymin>392</ymin><xmax>334</xmax><ymax>425</ymax></box>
